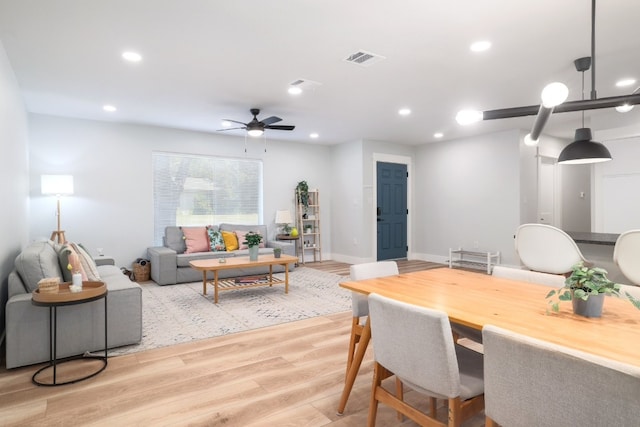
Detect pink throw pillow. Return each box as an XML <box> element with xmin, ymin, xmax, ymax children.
<box><xmin>235</xmin><ymin>230</ymin><xmax>266</xmax><ymax>249</ymax></box>
<box><xmin>182</xmin><ymin>227</ymin><xmax>210</xmax><ymax>254</ymax></box>
<box><xmin>235</xmin><ymin>230</ymin><xmax>249</xmax><ymax>250</ymax></box>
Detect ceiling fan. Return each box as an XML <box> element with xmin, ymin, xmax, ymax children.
<box><xmin>218</xmin><ymin>108</ymin><xmax>295</xmax><ymax>137</ymax></box>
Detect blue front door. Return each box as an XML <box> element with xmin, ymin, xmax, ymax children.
<box><xmin>376</xmin><ymin>162</ymin><xmax>407</xmax><ymax>260</ymax></box>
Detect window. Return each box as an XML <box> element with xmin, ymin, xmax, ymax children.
<box><xmin>153</xmin><ymin>152</ymin><xmax>263</xmax><ymax>244</ymax></box>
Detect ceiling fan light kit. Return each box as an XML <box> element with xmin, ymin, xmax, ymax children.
<box><xmin>217</xmin><ymin>108</ymin><xmax>295</xmax><ymax>137</ymax></box>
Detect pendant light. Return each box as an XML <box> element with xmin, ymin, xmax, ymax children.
<box><xmin>557</xmin><ymin>128</ymin><xmax>611</xmax><ymax>164</ymax></box>
<box><xmin>456</xmin><ymin>0</ymin><xmax>639</xmax><ymax>149</ymax></box>
<box><xmin>558</xmin><ymin>57</ymin><xmax>612</xmax><ymax>164</ymax></box>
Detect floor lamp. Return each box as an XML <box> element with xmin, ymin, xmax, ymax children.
<box><xmin>41</xmin><ymin>175</ymin><xmax>74</xmax><ymax>244</ymax></box>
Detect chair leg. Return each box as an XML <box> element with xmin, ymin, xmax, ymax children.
<box><xmin>429</xmin><ymin>397</ymin><xmax>438</xmax><ymax>419</ymax></box>
<box><xmin>346</xmin><ymin>317</ymin><xmax>362</xmax><ymax>378</ymax></box>
<box><xmin>485</xmin><ymin>417</ymin><xmax>499</xmax><ymax>427</ymax></box>
<box><xmin>447</xmin><ymin>397</ymin><xmax>462</xmax><ymax>427</ymax></box>
<box><xmin>395</xmin><ymin>377</ymin><xmax>404</xmax><ymax>421</ymax></box>
<box><xmin>367</xmin><ymin>362</ymin><xmax>384</xmax><ymax>427</ymax></box>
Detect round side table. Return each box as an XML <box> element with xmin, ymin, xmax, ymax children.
<box><xmin>31</xmin><ymin>281</ymin><xmax>108</xmax><ymax>386</ymax></box>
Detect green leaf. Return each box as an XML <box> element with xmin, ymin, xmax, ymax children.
<box><xmin>625</xmin><ymin>292</ymin><xmax>640</xmax><ymax>310</ymax></box>
<box><xmin>573</xmin><ymin>289</ymin><xmax>587</xmax><ymax>300</ymax></box>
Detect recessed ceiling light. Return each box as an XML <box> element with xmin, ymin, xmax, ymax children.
<box><xmin>288</xmin><ymin>86</ymin><xmax>303</xmax><ymax>95</ymax></box>
<box><xmin>433</xmin><ymin>132</ymin><xmax>444</xmax><ymax>138</ymax></box>
<box><xmin>103</xmin><ymin>105</ymin><xmax>117</xmax><ymax>112</ymax></box>
<box><xmin>221</xmin><ymin>120</ymin><xmax>232</xmax><ymax>127</ymax></box>
<box><xmin>310</xmin><ymin>133</ymin><xmax>319</xmax><ymax>139</ymax></box>
<box><xmin>470</xmin><ymin>41</ymin><xmax>491</xmax><ymax>52</ymax></box>
<box><xmin>122</xmin><ymin>51</ymin><xmax>142</xmax><ymax>62</ymax></box>
<box><xmin>616</xmin><ymin>78</ymin><xmax>636</xmax><ymax>88</ymax></box>
<box><xmin>398</xmin><ymin>108</ymin><xmax>411</xmax><ymax>116</ymax></box>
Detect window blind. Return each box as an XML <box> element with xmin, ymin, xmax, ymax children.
<box><xmin>152</xmin><ymin>152</ymin><xmax>263</xmax><ymax>245</ymax></box>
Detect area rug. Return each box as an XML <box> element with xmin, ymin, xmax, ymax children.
<box><xmin>108</xmin><ymin>267</ymin><xmax>352</xmax><ymax>356</ymax></box>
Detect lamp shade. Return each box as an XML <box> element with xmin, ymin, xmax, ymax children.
<box><xmin>41</xmin><ymin>175</ymin><xmax>74</xmax><ymax>196</ymax></box>
<box><xmin>558</xmin><ymin>128</ymin><xmax>612</xmax><ymax>165</ymax></box>
<box><xmin>275</xmin><ymin>209</ymin><xmax>293</xmax><ymax>224</ymax></box>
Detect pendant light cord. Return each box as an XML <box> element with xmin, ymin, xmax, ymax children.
<box><xmin>591</xmin><ymin>0</ymin><xmax>597</xmax><ymax>100</ymax></box>
<box><xmin>581</xmin><ymin>70</ymin><xmax>585</xmax><ymax>128</ymax></box>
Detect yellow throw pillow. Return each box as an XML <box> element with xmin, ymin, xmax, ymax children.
<box><xmin>221</xmin><ymin>231</ymin><xmax>239</xmax><ymax>251</ymax></box>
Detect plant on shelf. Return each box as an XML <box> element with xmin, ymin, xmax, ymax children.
<box><xmin>546</xmin><ymin>262</ymin><xmax>640</xmax><ymax>316</ymax></box>
<box><xmin>296</xmin><ymin>180</ymin><xmax>309</xmax><ymax>216</ymax></box>
<box><xmin>243</xmin><ymin>231</ymin><xmax>263</xmax><ymax>248</ymax></box>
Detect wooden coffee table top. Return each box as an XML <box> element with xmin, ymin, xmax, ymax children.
<box><xmin>190</xmin><ymin>254</ymin><xmax>298</xmax><ymax>271</ymax></box>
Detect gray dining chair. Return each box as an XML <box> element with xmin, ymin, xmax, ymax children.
<box><xmin>368</xmin><ymin>293</ymin><xmax>485</xmax><ymax>427</ymax></box>
<box><xmin>515</xmin><ymin>223</ymin><xmax>590</xmax><ymax>274</ymax></box>
<box><xmin>347</xmin><ymin>261</ymin><xmax>399</xmax><ymax>373</ymax></box>
<box><xmin>483</xmin><ymin>324</ymin><xmax>640</xmax><ymax>427</ymax></box>
<box><xmin>492</xmin><ymin>265</ymin><xmax>565</xmax><ymax>288</ymax></box>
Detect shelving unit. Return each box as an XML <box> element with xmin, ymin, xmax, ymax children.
<box><xmin>296</xmin><ymin>188</ymin><xmax>321</xmax><ymax>264</ymax></box>
<box><xmin>448</xmin><ymin>248</ymin><xmax>500</xmax><ymax>274</ymax></box>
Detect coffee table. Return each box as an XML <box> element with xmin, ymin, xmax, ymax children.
<box><xmin>190</xmin><ymin>254</ymin><xmax>298</xmax><ymax>303</ymax></box>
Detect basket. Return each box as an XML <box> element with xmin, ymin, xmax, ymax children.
<box><xmin>38</xmin><ymin>277</ymin><xmax>60</xmax><ymax>293</ymax></box>
<box><xmin>133</xmin><ymin>262</ymin><xmax>150</xmax><ymax>282</ymax></box>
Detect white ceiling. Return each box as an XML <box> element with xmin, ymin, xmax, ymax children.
<box><xmin>1</xmin><ymin>0</ymin><xmax>639</xmax><ymax>145</ymax></box>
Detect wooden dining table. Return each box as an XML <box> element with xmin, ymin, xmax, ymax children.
<box><xmin>337</xmin><ymin>267</ymin><xmax>640</xmax><ymax>414</ymax></box>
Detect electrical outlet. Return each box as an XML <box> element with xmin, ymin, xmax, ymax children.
<box><xmin>473</xmin><ymin>240</ymin><xmax>479</xmax><ymax>249</ymax></box>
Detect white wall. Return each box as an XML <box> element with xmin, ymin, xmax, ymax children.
<box><xmin>329</xmin><ymin>140</ymin><xmax>363</xmax><ymax>263</ymax></box>
<box><xmin>0</xmin><ymin>41</ymin><xmax>29</xmax><ymax>341</ymax></box>
<box><xmin>28</xmin><ymin>114</ymin><xmax>333</xmax><ymax>267</ymax></box>
<box><xmin>414</xmin><ymin>130</ymin><xmax>521</xmax><ymax>265</ymax></box>
<box><xmin>593</xmin><ymin>136</ymin><xmax>640</xmax><ymax>233</ymax></box>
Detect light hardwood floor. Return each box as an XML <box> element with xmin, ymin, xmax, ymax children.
<box><xmin>1</xmin><ymin>260</ymin><xmax>485</xmax><ymax>426</ymax></box>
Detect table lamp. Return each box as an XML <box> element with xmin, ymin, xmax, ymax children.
<box><xmin>41</xmin><ymin>174</ymin><xmax>74</xmax><ymax>244</ymax></box>
<box><xmin>275</xmin><ymin>209</ymin><xmax>293</xmax><ymax>235</ymax></box>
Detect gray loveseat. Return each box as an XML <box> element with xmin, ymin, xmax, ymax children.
<box><xmin>5</xmin><ymin>240</ymin><xmax>142</xmax><ymax>369</ymax></box>
<box><xmin>147</xmin><ymin>224</ymin><xmax>295</xmax><ymax>285</ymax></box>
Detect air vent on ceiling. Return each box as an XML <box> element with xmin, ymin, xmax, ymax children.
<box><xmin>289</xmin><ymin>78</ymin><xmax>322</xmax><ymax>89</ymax></box>
<box><xmin>344</xmin><ymin>50</ymin><xmax>386</xmax><ymax>67</ymax></box>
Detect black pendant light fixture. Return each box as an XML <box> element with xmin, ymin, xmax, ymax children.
<box><xmin>558</xmin><ymin>128</ymin><xmax>611</xmax><ymax>164</ymax></box>
<box><xmin>558</xmin><ymin>56</ymin><xmax>612</xmax><ymax>164</ymax></box>
<box><xmin>456</xmin><ymin>0</ymin><xmax>636</xmax><ymax>160</ymax></box>
<box><xmin>557</xmin><ymin>1</ymin><xmax>613</xmax><ymax>165</ymax></box>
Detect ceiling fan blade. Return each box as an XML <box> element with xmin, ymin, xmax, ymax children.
<box><xmin>222</xmin><ymin>119</ymin><xmax>248</xmax><ymax>126</ymax></box>
<box><xmin>265</xmin><ymin>125</ymin><xmax>295</xmax><ymax>131</ymax></box>
<box><xmin>261</xmin><ymin>116</ymin><xmax>282</xmax><ymax>126</ymax></box>
<box><xmin>216</xmin><ymin>126</ymin><xmax>246</xmax><ymax>131</ymax></box>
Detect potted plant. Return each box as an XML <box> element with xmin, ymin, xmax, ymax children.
<box><xmin>546</xmin><ymin>262</ymin><xmax>640</xmax><ymax>317</ymax></box>
<box><xmin>273</xmin><ymin>247</ymin><xmax>282</xmax><ymax>258</ymax></box>
<box><xmin>296</xmin><ymin>181</ymin><xmax>309</xmax><ymax>217</ymax></box>
<box><xmin>243</xmin><ymin>231</ymin><xmax>263</xmax><ymax>261</ymax></box>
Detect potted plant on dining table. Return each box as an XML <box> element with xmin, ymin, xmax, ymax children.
<box><xmin>244</xmin><ymin>231</ymin><xmax>263</xmax><ymax>261</ymax></box>
<box><xmin>546</xmin><ymin>261</ymin><xmax>640</xmax><ymax>317</ymax></box>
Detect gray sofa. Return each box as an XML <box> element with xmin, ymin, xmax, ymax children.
<box><xmin>147</xmin><ymin>224</ymin><xmax>296</xmax><ymax>285</ymax></box>
<box><xmin>5</xmin><ymin>240</ymin><xmax>142</xmax><ymax>369</ymax></box>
